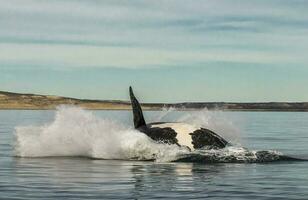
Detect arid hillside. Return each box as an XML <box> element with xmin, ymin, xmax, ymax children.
<box><xmin>1</xmin><ymin>91</ymin><xmax>308</xmax><ymax>111</ymax></box>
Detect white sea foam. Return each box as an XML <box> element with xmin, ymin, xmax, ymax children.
<box><xmin>15</xmin><ymin>106</ymin><xmax>283</xmax><ymax>163</ymax></box>
<box><xmin>14</xmin><ymin>106</ymin><xmax>188</xmax><ymax>161</ymax></box>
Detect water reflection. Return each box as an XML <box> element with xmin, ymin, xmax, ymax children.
<box><xmin>130</xmin><ymin>162</ymin><xmax>235</xmax><ymax>199</ymax></box>
<box><xmin>10</xmin><ymin>157</ymin><xmax>239</xmax><ymax>199</ymax></box>
<box><xmin>1</xmin><ymin>154</ymin><xmax>307</xmax><ymax>199</ymax></box>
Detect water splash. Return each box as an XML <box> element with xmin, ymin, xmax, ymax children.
<box><xmin>176</xmin><ymin>108</ymin><xmax>242</xmax><ymax>145</ymax></box>
<box><xmin>15</xmin><ymin>106</ymin><xmax>188</xmax><ymax>161</ymax></box>
<box><xmin>15</xmin><ymin>106</ymin><xmax>291</xmax><ymax>163</ymax></box>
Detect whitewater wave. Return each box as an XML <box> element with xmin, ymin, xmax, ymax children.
<box><xmin>14</xmin><ymin>106</ymin><xmax>299</xmax><ymax>163</ymax></box>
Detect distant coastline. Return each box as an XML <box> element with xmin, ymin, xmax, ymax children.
<box><xmin>1</xmin><ymin>91</ymin><xmax>308</xmax><ymax>111</ymax></box>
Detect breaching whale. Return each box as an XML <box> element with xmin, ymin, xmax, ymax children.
<box><xmin>129</xmin><ymin>86</ymin><xmax>230</xmax><ymax>150</ymax></box>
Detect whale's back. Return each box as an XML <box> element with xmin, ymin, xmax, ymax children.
<box><xmin>149</xmin><ymin>122</ymin><xmax>199</xmax><ymax>150</ymax></box>
<box><xmin>129</xmin><ymin>87</ymin><xmax>229</xmax><ymax>150</ymax></box>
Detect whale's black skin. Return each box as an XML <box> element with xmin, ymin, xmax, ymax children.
<box><xmin>129</xmin><ymin>86</ymin><xmax>230</xmax><ymax>150</ymax></box>
<box><xmin>189</xmin><ymin>128</ymin><xmax>229</xmax><ymax>149</ymax></box>
<box><xmin>137</xmin><ymin>124</ymin><xmax>180</xmax><ymax>146</ymax></box>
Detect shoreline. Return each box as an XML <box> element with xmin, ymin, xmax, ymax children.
<box><xmin>1</xmin><ymin>90</ymin><xmax>308</xmax><ymax>112</ymax></box>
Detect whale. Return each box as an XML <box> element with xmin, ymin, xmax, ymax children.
<box><xmin>129</xmin><ymin>87</ymin><xmax>230</xmax><ymax>150</ymax></box>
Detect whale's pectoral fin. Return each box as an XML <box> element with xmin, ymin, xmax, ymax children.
<box><xmin>190</xmin><ymin>128</ymin><xmax>229</xmax><ymax>149</ymax></box>
<box><xmin>129</xmin><ymin>86</ymin><xmax>146</xmax><ymax>128</ymax></box>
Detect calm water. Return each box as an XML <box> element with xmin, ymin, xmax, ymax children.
<box><xmin>1</xmin><ymin>109</ymin><xmax>308</xmax><ymax>199</ymax></box>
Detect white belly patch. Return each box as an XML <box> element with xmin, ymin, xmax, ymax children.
<box><xmin>150</xmin><ymin>123</ymin><xmax>201</xmax><ymax>150</ymax></box>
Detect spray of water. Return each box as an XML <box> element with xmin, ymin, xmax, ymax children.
<box><xmin>176</xmin><ymin>108</ymin><xmax>242</xmax><ymax>144</ymax></box>
<box><xmin>14</xmin><ymin>106</ymin><xmax>286</xmax><ymax>163</ymax></box>
<box><xmin>15</xmin><ymin>106</ymin><xmax>189</xmax><ymax>162</ymax></box>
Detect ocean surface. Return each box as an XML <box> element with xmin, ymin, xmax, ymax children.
<box><xmin>1</xmin><ymin>107</ymin><xmax>308</xmax><ymax>199</ymax></box>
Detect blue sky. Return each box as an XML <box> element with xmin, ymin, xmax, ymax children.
<box><xmin>0</xmin><ymin>0</ymin><xmax>308</xmax><ymax>102</ymax></box>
